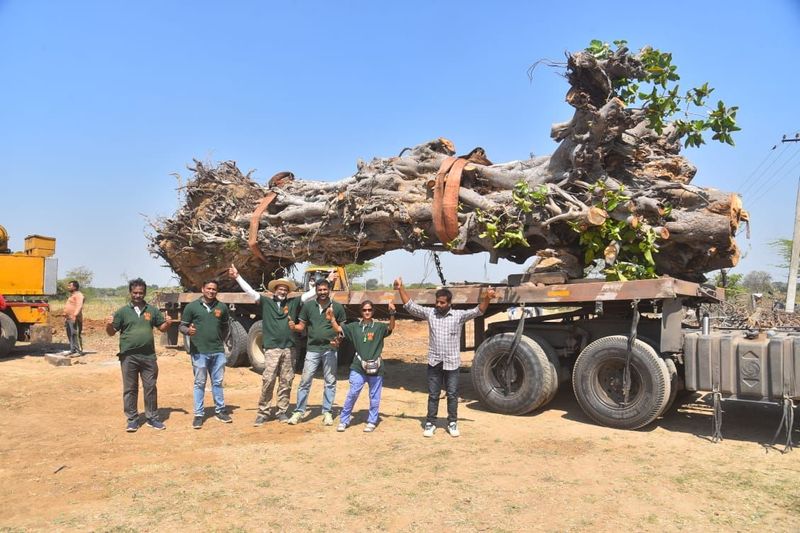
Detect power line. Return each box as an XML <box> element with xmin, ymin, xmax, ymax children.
<box><xmin>746</xmin><ymin>146</ymin><xmax>800</xmax><ymax>206</ymax></box>
<box><xmin>737</xmin><ymin>142</ymin><xmax>780</xmax><ymax>193</ymax></box>
<box><xmin>740</xmin><ymin>142</ymin><xmax>791</xmax><ymax>197</ymax></box>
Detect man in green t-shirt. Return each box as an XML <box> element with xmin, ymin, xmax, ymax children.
<box><xmin>179</xmin><ymin>279</ymin><xmax>231</xmax><ymax>429</ymax></box>
<box><xmin>330</xmin><ymin>300</ymin><xmax>396</xmax><ymax>432</ymax></box>
<box><xmin>287</xmin><ymin>278</ymin><xmax>347</xmax><ymax>426</ymax></box>
<box><xmin>228</xmin><ymin>264</ymin><xmax>316</xmax><ymax>426</ymax></box>
<box><xmin>105</xmin><ymin>278</ymin><xmax>173</xmax><ymax>433</ymax></box>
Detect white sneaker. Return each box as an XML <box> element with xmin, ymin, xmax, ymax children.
<box><xmin>447</xmin><ymin>422</ymin><xmax>460</xmax><ymax>437</ymax></box>
<box><xmin>336</xmin><ymin>423</ymin><xmax>347</xmax><ymax>432</ymax></box>
<box><xmin>363</xmin><ymin>423</ymin><xmax>376</xmax><ymax>433</ymax></box>
<box><xmin>423</xmin><ymin>423</ymin><xmax>435</xmax><ymax>438</ymax></box>
<box><xmin>323</xmin><ymin>412</ymin><xmax>334</xmax><ymax>426</ymax></box>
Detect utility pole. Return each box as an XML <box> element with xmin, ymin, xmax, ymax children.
<box><xmin>782</xmin><ymin>134</ymin><xmax>800</xmax><ymax>312</ymax></box>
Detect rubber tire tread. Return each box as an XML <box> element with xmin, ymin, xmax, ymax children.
<box><xmin>660</xmin><ymin>357</ymin><xmax>679</xmax><ymax>417</ymax></box>
<box><xmin>572</xmin><ymin>335</ymin><xmax>671</xmax><ymax>430</ymax></box>
<box><xmin>246</xmin><ymin>320</ymin><xmax>266</xmax><ymax>373</ymax></box>
<box><xmin>471</xmin><ymin>332</ymin><xmax>555</xmax><ymax>416</ymax></box>
<box><xmin>523</xmin><ymin>335</ymin><xmax>560</xmax><ymax>411</ymax></box>
<box><xmin>0</xmin><ymin>312</ymin><xmax>17</xmax><ymax>358</ymax></box>
<box><xmin>224</xmin><ymin>319</ymin><xmax>249</xmax><ymax>367</ymax></box>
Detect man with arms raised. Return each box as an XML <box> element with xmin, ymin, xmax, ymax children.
<box><xmin>228</xmin><ymin>265</ymin><xmax>315</xmax><ymax>425</ymax></box>
<box><xmin>394</xmin><ymin>277</ymin><xmax>495</xmax><ymax>438</ymax></box>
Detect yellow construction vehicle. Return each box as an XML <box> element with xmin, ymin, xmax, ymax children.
<box><xmin>0</xmin><ymin>225</ymin><xmax>57</xmax><ymax>357</ymax></box>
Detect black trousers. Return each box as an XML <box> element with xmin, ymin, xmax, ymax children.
<box><xmin>426</xmin><ymin>363</ymin><xmax>459</xmax><ymax>424</ymax></box>
<box><xmin>120</xmin><ymin>354</ymin><xmax>159</xmax><ymax>422</ymax></box>
<box><xmin>65</xmin><ymin>317</ymin><xmax>83</xmax><ymax>353</ymax></box>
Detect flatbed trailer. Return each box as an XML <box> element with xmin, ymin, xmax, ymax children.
<box><xmin>157</xmin><ymin>277</ymin><xmax>800</xmax><ymax>436</ymax></box>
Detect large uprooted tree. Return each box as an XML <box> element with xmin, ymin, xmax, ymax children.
<box><xmin>150</xmin><ymin>40</ymin><xmax>748</xmax><ymax>291</ymax></box>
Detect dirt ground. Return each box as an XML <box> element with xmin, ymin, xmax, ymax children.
<box><xmin>1</xmin><ymin>315</ymin><xmax>799</xmax><ymax>532</ymax></box>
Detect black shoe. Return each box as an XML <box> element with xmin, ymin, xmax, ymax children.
<box><xmin>276</xmin><ymin>413</ymin><xmax>290</xmax><ymax>423</ymax></box>
<box><xmin>126</xmin><ymin>419</ymin><xmax>139</xmax><ymax>433</ymax></box>
<box><xmin>192</xmin><ymin>416</ymin><xmax>204</xmax><ymax>429</ymax></box>
<box><xmin>216</xmin><ymin>412</ymin><xmax>233</xmax><ymax>424</ymax></box>
<box><xmin>146</xmin><ymin>418</ymin><xmax>166</xmax><ymax>430</ymax></box>
<box><xmin>253</xmin><ymin>414</ymin><xmax>269</xmax><ymax>427</ymax></box>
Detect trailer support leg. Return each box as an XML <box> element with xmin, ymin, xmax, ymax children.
<box><xmin>622</xmin><ymin>299</ymin><xmax>641</xmax><ymax>406</ymax></box>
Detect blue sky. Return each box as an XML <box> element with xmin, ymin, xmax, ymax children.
<box><xmin>2</xmin><ymin>1</ymin><xmax>799</xmax><ymax>288</ymax></box>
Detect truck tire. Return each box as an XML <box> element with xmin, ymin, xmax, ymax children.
<box><xmin>224</xmin><ymin>319</ymin><xmax>249</xmax><ymax>367</ymax></box>
<box><xmin>572</xmin><ymin>335</ymin><xmax>671</xmax><ymax>430</ymax></box>
<box><xmin>660</xmin><ymin>357</ymin><xmax>679</xmax><ymax>417</ymax></box>
<box><xmin>246</xmin><ymin>320</ymin><xmax>266</xmax><ymax>373</ymax></box>
<box><xmin>471</xmin><ymin>333</ymin><xmax>556</xmax><ymax>415</ymax></box>
<box><xmin>0</xmin><ymin>312</ymin><xmax>17</xmax><ymax>357</ymax></box>
<box><xmin>528</xmin><ymin>335</ymin><xmax>560</xmax><ymax>409</ymax></box>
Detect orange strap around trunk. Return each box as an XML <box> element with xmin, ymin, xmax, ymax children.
<box><xmin>248</xmin><ymin>172</ymin><xmax>294</xmax><ymax>264</ymax></box>
<box><xmin>432</xmin><ymin>157</ymin><xmax>468</xmax><ymax>245</ymax></box>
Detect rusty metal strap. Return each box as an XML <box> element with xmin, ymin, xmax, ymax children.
<box><xmin>622</xmin><ymin>298</ymin><xmax>640</xmax><ymax>406</ymax></box>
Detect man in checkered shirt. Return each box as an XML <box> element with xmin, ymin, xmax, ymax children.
<box><xmin>394</xmin><ymin>277</ymin><xmax>496</xmax><ymax>438</ymax></box>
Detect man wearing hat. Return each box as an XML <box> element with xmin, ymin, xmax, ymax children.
<box><xmin>228</xmin><ymin>265</ymin><xmax>315</xmax><ymax>425</ymax></box>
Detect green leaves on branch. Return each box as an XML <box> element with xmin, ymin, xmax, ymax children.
<box><xmin>475</xmin><ymin>209</ymin><xmax>529</xmax><ymax>249</ymax></box>
<box><xmin>512</xmin><ymin>181</ymin><xmax>548</xmax><ymax>213</ymax></box>
<box><xmin>586</xmin><ymin>39</ymin><xmax>740</xmax><ymax>148</ymax></box>
<box><xmin>474</xmin><ymin>180</ymin><xmax>548</xmax><ymax>250</ymax></box>
<box><xmin>569</xmin><ymin>182</ymin><xmax>668</xmax><ymax>281</ymax></box>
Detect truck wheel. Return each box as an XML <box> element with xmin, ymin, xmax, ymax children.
<box><xmin>224</xmin><ymin>319</ymin><xmax>249</xmax><ymax>367</ymax></box>
<box><xmin>0</xmin><ymin>312</ymin><xmax>17</xmax><ymax>357</ymax></box>
<box><xmin>246</xmin><ymin>320</ymin><xmax>266</xmax><ymax>373</ymax></box>
<box><xmin>527</xmin><ymin>335</ymin><xmax>560</xmax><ymax>409</ymax></box>
<box><xmin>660</xmin><ymin>357</ymin><xmax>679</xmax><ymax>417</ymax></box>
<box><xmin>471</xmin><ymin>333</ymin><xmax>555</xmax><ymax>415</ymax></box>
<box><xmin>572</xmin><ymin>335</ymin><xmax>671</xmax><ymax>430</ymax></box>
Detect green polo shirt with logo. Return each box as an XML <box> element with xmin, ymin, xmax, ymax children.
<box><xmin>342</xmin><ymin>320</ymin><xmax>391</xmax><ymax>376</ymax></box>
<box><xmin>298</xmin><ymin>299</ymin><xmax>346</xmax><ymax>353</ymax></box>
<box><xmin>181</xmin><ymin>298</ymin><xmax>230</xmax><ymax>355</ymax></box>
<box><xmin>112</xmin><ymin>302</ymin><xmax>166</xmax><ymax>359</ymax></box>
<box><xmin>259</xmin><ymin>295</ymin><xmax>301</xmax><ymax>349</ymax></box>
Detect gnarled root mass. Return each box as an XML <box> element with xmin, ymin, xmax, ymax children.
<box><xmin>149</xmin><ymin>47</ymin><xmax>747</xmax><ymax>291</ymax></box>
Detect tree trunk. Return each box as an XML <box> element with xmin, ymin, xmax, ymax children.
<box><xmin>149</xmin><ymin>48</ymin><xmax>747</xmax><ymax>291</ymax></box>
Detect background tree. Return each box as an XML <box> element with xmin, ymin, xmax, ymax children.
<box><xmin>772</xmin><ymin>280</ymin><xmax>788</xmax><ymax>293</ymax></box>
<box><xmin>742</xmin><ymin>270</ymin><xmax>773</xmax><ymax>294</ymax></box>
<box><xmin>56</xmin><ymin>266</ymin><xmax>95</xmax><ymax>298</ymax></box>
<box><xmin>365</xmin><ymin>278</ymin><xmax>379</xmax><ymax>290</ymax></box>
<box><xmin>344</xmin><ymin>262</ymin><xmax>374</xmax><ymax>283</ymax></box>
<box><xmin>769</xmin><ymin>238</ymin><xmax>793</xmax><ymax>270</ymax></box>
<box><xmin>712</xmin><ymin>271</ymin><xmax>745</xmax><ymax>298</ymax></box>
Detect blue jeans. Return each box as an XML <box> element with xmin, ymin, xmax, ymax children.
<box><xmin>191</xmin><ymin>352</ymin><xmax>226</xmax><ymax>416</ymax></box>
<box><xmin>340</xmin><ymin>370</ymin><xmax>383</xmax><ymax>426</ymax></box>
<box><xmin>293</xmin><ymin>349</ymin><xmax>337</xmax><ymax>415</ymax></box>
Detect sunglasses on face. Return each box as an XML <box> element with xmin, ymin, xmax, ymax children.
<box><xmin>361</xmin><ymin>308</ymin><xmax>373</xmax><ymax>313</ymax></box>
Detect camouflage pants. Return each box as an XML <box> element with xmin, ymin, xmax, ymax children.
<box><xmin>257</xmin><ymin>347</ymin><xmax>296</xmax><ymax>416</ymax></box>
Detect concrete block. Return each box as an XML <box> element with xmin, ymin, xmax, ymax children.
<box><xmin>45</xmin><ymin>354</ymin><xmax>73</xmax><ymax>366</ymax></box>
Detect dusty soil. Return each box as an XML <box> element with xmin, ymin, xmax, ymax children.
<box><xmin>1</xmin><ymin>316</ymin><xmax>799</xmax><ymax>532</ymax></box>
